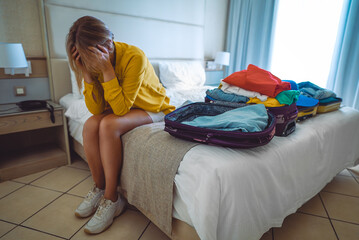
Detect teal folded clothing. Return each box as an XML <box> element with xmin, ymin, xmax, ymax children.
<box><xmin>181</xmin><ymin>104</ymin><xmax>268</xmax><ymax>132</ymax></box>
<box><xmin>206</xmin><ymin>88</ymin><xmax>249</xmax><ymax>103</ymax></box>
<box><xmin>275</xmin><ymin>90</ymin><xmax>300</xmax><ymax>105</ymax></box>
<box><xmin>319</xmin><ymin>97</ymin><xmax>341</xmax><ymax>104</ymax></box>
<box><xmin>298</xmin><ymin>81</ymin><xmax>336</xmax><ymax>100</ymax></box>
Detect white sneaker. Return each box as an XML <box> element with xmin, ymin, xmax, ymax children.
<box><xmin>84</xmin><ymin>196</ymin><xmax>126</xmax><ymax>234</ymax></box>
<box><xmin>75</xmin><ymin>185</ymin><xmax>104</xmax><ymax>218</ymax></box>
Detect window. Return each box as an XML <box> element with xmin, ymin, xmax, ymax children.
<box><xmin>271</xmin><ymin>0</ymin><xmax>344</xmax><ymax>87</ymax></box>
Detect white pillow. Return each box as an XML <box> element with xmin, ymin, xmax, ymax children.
<box><xmin>68</xmin><ymin>63</ymin><xmax>84</xmax><ymax>99</ymax></box>
<box><xmin>159</xmin><ymin>61</ymin><xmax>205</xmax><ymax>89</ymax></box>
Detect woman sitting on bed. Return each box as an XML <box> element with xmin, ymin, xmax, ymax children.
<box><xmin>66</xmin><ymin>16</ymin><xmax>175</xmax><ymax>234</ymax></box>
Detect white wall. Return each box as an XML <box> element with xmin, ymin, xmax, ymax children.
<box><xmin>1</xmin><ymin>0</ymin><xmax>229</xmax><ymax>60</ymax></box>
<box><xmin>204</xmin><ymin>0</ymin><xmax>229</xmax><ymax>60</ymax></box>
<box><xmin>45</xmin><ymin>0</ymin><xmax>229</xmax><ymax>60</ymax></box>
<box><xmin>0</xmin><ymin>0</ymin><xmax>44</xmax><ymax>57</ymax></box>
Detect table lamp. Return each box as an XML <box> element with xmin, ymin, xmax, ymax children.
<box><xmin>215</xmin><ymin>51</ymin><xmax>230</xmax><ymax>77</ymax></box>
<box><xmin>0</xmin><ymin>43</ymin><xmax>31</xmax><ymax>76</ymax></box>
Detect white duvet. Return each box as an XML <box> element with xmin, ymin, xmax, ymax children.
<box><xmin>60</xmin><ymin>92</ymin><xmax>359</xmax><ymax>240</ymax></box>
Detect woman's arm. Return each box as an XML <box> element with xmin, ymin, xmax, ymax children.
<box><xmin>72</xmin><ymin>46</ymin><xmax>106</xmax><ymax>115</ymax></box>
<box><xmin>91</xmin><ymin>45</ymin><xmax>146</xmax><ymax>116</ymax></box>
<box><xmin>83</xmin><ymin>80</ymin><xmax>106</xmax><ymax>115</ymax></box>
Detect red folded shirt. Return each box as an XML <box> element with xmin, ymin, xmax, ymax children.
<box><xmin>222</xmin><ymin>64</ymin><xmax>290</xmax><ymax>97</ymax></box>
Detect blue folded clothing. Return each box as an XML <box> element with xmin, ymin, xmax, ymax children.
<box><xmin>181</xmin><ymin>104</ymin><xmax>268</xmax><ymax>132</ymax></box>
<box><xmin>282</xmin><ymin>80</ymin><xmax>319</xmax><ymax>107</ymax></box>
<box><xmin>298</xmin><ymin>81</ymin><xmax>336</xmax><ymax>100</ymax></box>
<box><xmin>206</xmin><ymin>88</ymin><xmax>249</xmax><ymax>103</ymax></box>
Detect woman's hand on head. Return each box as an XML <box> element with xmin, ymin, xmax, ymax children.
<box><xmin>89</xmin><ymin>45</ymin><xmax>113</xmax><ymax>73</ymax></box>
<box><xmin>88</xmin><ymin>45</ymin><xmax>116</xmax><ymax>82</ymax></box>
<box><xmin>71</xmin><ymin>46</ymin><xmax>83</xmax><ymax>69</ymax></box>
<box><xmin>71</xmin><ymin>46</ymin><xmax>93</xmax><ymax>83</ymax></box>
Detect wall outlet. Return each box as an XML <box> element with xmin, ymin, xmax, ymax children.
<box><xmin>14</xmin><ymin>86</ymin><xmax>26</xmax><ymax>96</ymax></box>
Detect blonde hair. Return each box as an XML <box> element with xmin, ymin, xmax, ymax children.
<box><xmin>66</xmin><ymin>16</ymin><xmax>114</xmax><ymax>90</ymax></box>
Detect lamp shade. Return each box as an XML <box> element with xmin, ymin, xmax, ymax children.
<box><xmin>214</xmin><ymin>51</ymin><xmax>230</xmax><ymax>66</ymax></box>
<box><xmin>0</xmin><ymin>43</ymin><xmax>28</xmax><ymax>68</ymax></box>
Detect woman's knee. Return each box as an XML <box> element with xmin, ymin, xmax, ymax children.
<box><xmin>99</xmin><ymin>115</ymin><xmax>124</xmax><ymax>139</ymax></box>
<box><xmin>83</xmin><ymin>115</ymin><xmax>104</xmax><ymax>139</ymax></box>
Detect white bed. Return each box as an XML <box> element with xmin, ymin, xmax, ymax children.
<box><xmin>42</xmin><ymin>1</ymin><xmax>359</xmax><ymax>239</ymax></box>
<box><xmin>60</xmin><ymin>90</ymin><xmax>359</xmax><ymax>240</ymax></box>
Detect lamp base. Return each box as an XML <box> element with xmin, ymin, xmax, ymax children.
<box><xmin>4</xmin><ymin>60</ymin><xmax>31</xmax><ymax>77</ymax></box>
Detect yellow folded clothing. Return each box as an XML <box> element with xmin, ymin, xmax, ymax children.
<box><xmin>247</xmin><ymin>97</ymin><xmax>285</xmax><ymax>107</ymax></box>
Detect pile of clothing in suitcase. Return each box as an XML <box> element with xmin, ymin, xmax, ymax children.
<box><xmin>164</xmin><ymin>64</ymin><xmax>342</xmax><ymax>148</ymax></box>
<box><xmin>205</xmin><ymin>64</ymin><xmax>342</xmax><ymax>133</ymax></box>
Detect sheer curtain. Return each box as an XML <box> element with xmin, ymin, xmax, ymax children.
<box><xmin>226</xmin><ymin>0</ymin><xmax>278</xmax><ymax>75</ymax></box>
<box><xmin>327</xmin><ymin>0</ymin><xmax>359</xmax><ymax>110</ymax></box>
<box><xmin>270</xmin><ymin>0</ymin><xmax>343</xmax><ymax>88</ymax></box>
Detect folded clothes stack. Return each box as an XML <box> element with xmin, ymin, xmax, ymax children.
<box><xmin>297</xmin><ymin>81</ymin><xmax>342</xmax><ymax>114</ymax></box>
<box><xmin>205</xmin><ymin>64</ymin><xmax>299</xmax><ymax>136</ymax></box>
<box><xmin>205</xmin><ymin>64</ymin><xmax>343</xmax><ymax>137</ymax></box>
<box><xmin>206</xmin><ymin>64</ymin><xmax>342</xmax><ymax>120</ymax></box>
<box><xmin>206</xmin><ymin>64</ymin><xmax>300</xmax><ymax>107</ymax></box>
<box><xmin>283</xmin><ymin>80</ymin><xmax>342</xmax><ymax>121</ymax></box>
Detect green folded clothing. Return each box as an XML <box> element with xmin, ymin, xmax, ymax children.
<box><xmin>275</xmin><ymin>90</ymin><xmax>300</xmax><ymax>105</ymax></box>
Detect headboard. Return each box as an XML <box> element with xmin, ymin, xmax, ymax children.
<box><xmin>43</xmin><ymin>0</ymin><xmax>205</xmax><ymax>102</ymax></box>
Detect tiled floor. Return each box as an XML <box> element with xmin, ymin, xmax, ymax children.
<box><xmin>0</xmin><ymin>155</ymin><xmax>358</xmax><ymax>240</ymax></box>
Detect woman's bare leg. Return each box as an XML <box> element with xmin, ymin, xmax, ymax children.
<box><xmin>99</xmin><ymin>109</ymin><xmax>152</xmax><ymax>201</ymax></box>
<box><xmin>82</xmin><ymin>111</ymin><xmax>112</xmax><ymax>189</ymax></box>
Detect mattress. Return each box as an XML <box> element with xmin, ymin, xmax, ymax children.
<box><xmin>60</xmin><ymin>91</ymin><xmax>359</xmax><ymax>240</ymax></box>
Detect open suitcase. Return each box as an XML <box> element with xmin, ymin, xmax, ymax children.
<box><xmin>295</xmin><ymin>94</ymin><xmax>320</xmax><ymax>122</ymax></box>
<box><xmin>164</xmin><ymin>102</ymin><xmax>276</xmax><ymax>148</ymax></box>
<box><xmin>297</xmin><ymin>105</ymin><xmax>318</xmax><ymax>121</ymax></box>
<box><xmin>205</xmin><ymin>96</ymin><xmax>297</xmax><ymax>137</ymax></box>
<box><xmin>317</xmin><ymin>97</ymin><xmax>342</xmax><ymax>113</ymax></box>
<box><xmin>267</xmin><ymin>103</ymin><xmax>298</xmax><ymax>137</ymax></box>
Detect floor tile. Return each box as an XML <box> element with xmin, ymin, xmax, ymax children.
<box><xmin>0</xmin><ymin>221</ymin><xmax>16</xmax><ymax>237</ymax></box>
<box><xmin>0</xmin><ymin>181</ymin><xmax>24</xmax><ymax>199</ymax></box>
<box><xmin>171</xmin><ymin>218</ymin><xmax>200</xmax><ymax>240</ymax></box>
<box><xmin>13</xmin><ymin>168</ymin><xmax>55</xmax><ymax>184</ymax></box>
<box><xmin>273</xmin><ymin>213</ymin><xmax>337</xmax><ymax>240</ymax></box>
<box><xmin>348</xmin><ymin>165</ymin><xmax>359</xmax><ymax>178</ymax></box>
<box><xmin>67</xmin><ymin>175</ymin><xmax>94</xmax><ymax>197</ymax></box>
<box><xmin>259</xmin><ymin>229</ymin><xmax>272</xmax><ymax>240</ymax></box>
<box><xmin>321</xmin><ymin>192</ymin><xmax>359</xmax><ymax>224</ymax></box>
<box><xmin>0</xmin><ymin>185</ymin><xmax>61</xmax><ymax>224</ymax></box>
<box><xmin>297</xmin><ymin>194</ymin><xmax>327</xmax><ymax>217</ymax></box>
<box><xmin>322</xmin><ymin>175</ymin><xmax>359</xmax><ymax>197</ymax></box>
<box><xmin>1</xmin><ymin>226</ymin><xmax>63</xmax><ymax>240</ymax></box>
<box><xmin>69</xmin><ymin>156</ymin><xmax>90</xmax><ymax>171</ymax></box>
<box><xmin>22</xmin><ymin>194</ymin><xmax>87</xmax><ymax>239</ymax></box>
<box><xmin>30</xmin><ymin>166</ymin><xmax>90</xmax><ymax>192</ymax></box>
<box><xmin>71</xmin><ymin>210</ymin><xmax>150</xmax><ymax>240</ymax></box>
<box><xmin>140</xmin><ymin>222</ymin><xmax>170</xmax><ymax>240</ymax></box>
<box><xmin>332</xmin><ymin>220</ymin><xmax>359</xmax><ymax>240</ymax></box>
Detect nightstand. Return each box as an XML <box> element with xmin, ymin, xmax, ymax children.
<box><xmin>205</xmin><ymin>69</ymin><xmax>224</xmax><ymax>86</ymax></box>
<box><xmin>0</xmin><ymin>101</ymin><xmax>70</xmax><ymax>182</ymax></box>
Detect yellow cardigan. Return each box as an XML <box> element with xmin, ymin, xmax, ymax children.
<box><xmin>83</xmin><ymin>42</ymin><xmax>175</xmax><ymax>116</ymax></box>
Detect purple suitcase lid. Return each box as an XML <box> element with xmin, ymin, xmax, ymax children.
<box><xmin>164</xmin><ymin>102</ymin><xmax>276</xmax><ymax>148</ymax></box>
